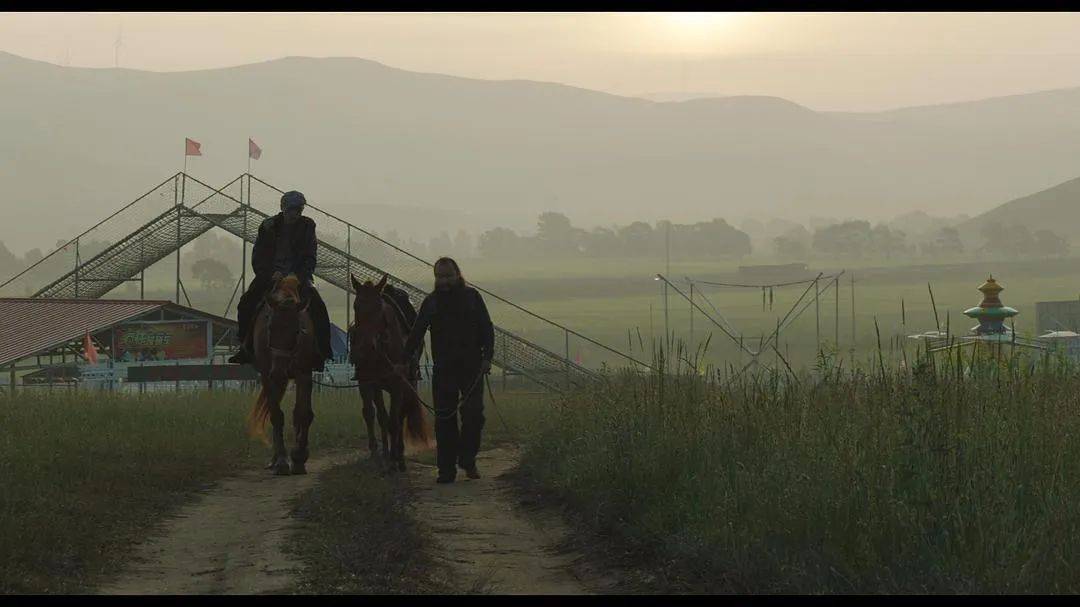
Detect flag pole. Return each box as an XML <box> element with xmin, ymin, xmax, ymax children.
<box><xmin>247</xmin><ymin>137</ymin><xmax>251</xmax><ymax>175</ymax></box>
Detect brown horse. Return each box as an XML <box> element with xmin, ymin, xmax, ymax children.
<box><xmin>349</xmin><ymin>273</ymin><xmax>429</xmax><ymax>471</ymax></box>
<box><xmin>246</xmin><ymin>274</ymin><xmax>318</xmax><ymax>475</ymax></box>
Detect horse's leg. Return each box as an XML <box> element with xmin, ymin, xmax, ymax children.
<box><xmin>389</xmin><ymin>384</ymin><xmax>406</xmax><ymax>472</ymax></box>
<box><xmin>373</xmin><ymin>389</ymin><xmax>391</xmax><ymax>460</ymax></box>
<box><xmin>290</xmin><ymin>373</ymin><xmax>314</xmax><ymax>475</ymax></box>
<box><xmin>360</xmin><ymin>386</ymin><xmax>379</xmax><ymax>458</ymax></box>
<box><xmin>268</xmin><ymin>378</ymin><xmax>290</xmax><ymax>476</ymax></box>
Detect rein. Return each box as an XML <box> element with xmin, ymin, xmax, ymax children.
<box><xmin>265</xmin><ymin>296</ymin><xmax>310</xmax><ymax>361</ymax></box>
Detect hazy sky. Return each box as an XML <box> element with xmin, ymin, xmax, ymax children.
<box><xmin>4</xmin><ymin>12</ymin><xmax>1080</xmax><ymax>110</ymax></box>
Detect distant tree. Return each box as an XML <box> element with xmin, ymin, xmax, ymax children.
<box><xmin>383</xmin><ymin>229</ymin><xmax>402</xmax><ymax>248</ymax></box>
<box><xmin>0</xmin><ymin>241</ymin><xmax>18</xmax><ymax>275</ymax></box>
<box><xmin>23</xmin><ymin>247</ymin><xmax>44</xmax><ymax>266</ymax></box>
<box><xmin>582</xmin><ymin>227</ymin><xmax>621</xmax><ymax>257</ymax></box>
<box><xmin>536</xmin><ymin>212</ymin><xmax>581</xmax><ymax>256</ymax></box>
<box><xmin>1033</xmin><ymin>229</ymin><xmax>1069</xmax><ymax>258</ymax></box>
<box><xmin>618</xmin><ymin>222</ymin><xmax>654</xmax><ymax>256</ymax></box>
<box><xmin>478</xmin><ymin>227</ymin><xmax>522</xmax><ymax>259</ymax></box>
<box><xmin>696</xmin><ymin>218</ymin><xmax>752</xmax><ymax>257</ymax></box>
<box><xmin>190</xmin><ymin>258</ymin><xmax>233</xmax><ymax>289</ymax></box>
<box><xmin>773</xmin><ymin>225</ymin><xmax>811</xmax><ymax>259</ymax></box>
<box><xmin>870</xmin><ymin>224</ymin><xmax>908</xmax><ymax>260</ymax></box>
<box><xmin>427</xmin><ymin>231</ymin><xmax>454</xmax><ymax>258</ymax></box>
<box><xmin>921</xmin><ymin>226</ymin><xmax>964</xmax><ymax>257</ymax></box>
<box><xmin>812</xmin><ymin>220</ymin><xmax>873</xmax><ymax>257</ymax></box>
<box><xmin>452</xmin><ymin>229</ymin><xmax>474</xmax><ymax>259</ymax></box>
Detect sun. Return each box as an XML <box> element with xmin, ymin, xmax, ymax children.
<box><xmin>657</xmin><ymin>12</ymin><xmax>742</xmax><ymax>53</ymax></box>
<box><xmin>664</xmin><ymin>12</ymin><xmax>733</xmax><ymax>30</ymax></box>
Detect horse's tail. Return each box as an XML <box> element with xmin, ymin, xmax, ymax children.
<box><xmin>246</xmin><ymin>384</ymin><xmax>272</xmax><ymax>445</ymax></box>
<box><xmin>402</xmin><ymin>385</ymin><xmax>432</xmax><ymax>449</ymax></box>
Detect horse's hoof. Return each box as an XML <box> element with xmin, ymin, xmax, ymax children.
<box><xmin>290</xmin><ymin>461</ymin><xmax>307</xmax><ymax>475</ymax></box>
<box><xmin>271</xmin><ymin>458</ymin><xmax>291</xmax><ymax>476</ymax></box>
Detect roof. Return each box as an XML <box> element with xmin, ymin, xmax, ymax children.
<box><xmin>0</xmin><ymin>298</ymin><xmax>236</xmax><ymax>367</ymax></box>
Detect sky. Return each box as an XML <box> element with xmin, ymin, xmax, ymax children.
<box><xmin>3</xmin><ymin>12</ymin><xmax>1080</xmax><ymax>111</ymax></box>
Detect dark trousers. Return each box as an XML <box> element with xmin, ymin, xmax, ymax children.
<box><xmin>236</xmin><ymin>275</ymin><xmax>332</xmax><ymax>360</ymax></box>
<box><xmin>432</xmin><ymin>361</ymin><xmax>485</xmax><ymax>477</ymax></box>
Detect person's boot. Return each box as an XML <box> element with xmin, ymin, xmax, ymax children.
<box><xmin>459</xmin><ymin>459</ymin><xmax>481</xmax><ymax>479</ymax></box>
<box><xmin>228</xmin><ymin>343</ymin><xmax>252</xmax><ymax>365</ymax></box>
<box><xmin>436</xmin><ymin>472</ymin><xmax>456</xmax><ymax>484</ymax></box>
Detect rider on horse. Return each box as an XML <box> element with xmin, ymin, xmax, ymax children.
<box><xmin>228</xmin><ymin>190</ymin><xmax>332</xmax><ymax>371</ymax></box>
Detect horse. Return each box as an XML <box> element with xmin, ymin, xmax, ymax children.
<box><xmin>246</xmin><ymin>274</ymin><xmax>319</xmax><ymax>475</ymax></box>
<box><xmin>349</xmin><ymin>273</ymin><xmax>430</xmax><ymax>471</ymax></box>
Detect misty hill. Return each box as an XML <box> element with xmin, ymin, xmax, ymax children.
<box><xmin>959</xmin><ymin>175</ymin><xmax>1080</xmax><ymax>244</ymax></box>
<box><xmin>4</xmin><ymin>50</ymin><xmax>1080</xmax><ymax>256</ymax></box>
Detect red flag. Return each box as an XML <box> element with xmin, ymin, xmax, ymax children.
<box><xmin>185</xmin><ymin>138</ymin><xmax>202</xmax><ymax>156</ymax></box>
<box><xmin>248</xmin><ymin>138</ymin><xmax>262</xmax><ymax>160</ymax></box>
<box><xmin>83</xmin><ymin>329</ymin><xmax>99</xmax><ymax>364</ymax></box>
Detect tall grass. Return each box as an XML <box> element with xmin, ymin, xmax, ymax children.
<box><xmin>0</xmin><ymin>389</ymin><xmax>370</xmax><ymax>594</ymax></box>
<box><xmin>520</xmin><ymin>343</ymin><xmax>1080</xmax><ymax>593</ymax></box>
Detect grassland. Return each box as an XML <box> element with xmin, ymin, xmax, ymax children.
<box><xmin>0</xmin><ymin>388</ymin><xmax>380</xmax><ymax>594</ymax></box>
<box><xmin>515</xmin><ymin>345</ymin><xmax>1080</xmax><ymax>593</ymax></box>
<box><xmin>0</xmin><ymin>382</ymin><xmax>553</xmax><ymax>595</ymax></box>
<box><xmin>84</xmin><ymin>250</ymin><xmax>1080</xmax><ymax>374</ymax></box>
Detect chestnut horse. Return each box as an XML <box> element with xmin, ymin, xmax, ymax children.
<box><xmin>349</xmin><ymin>273</ymin><xmax>429</xmax><ymax>471</ymax></box>
<box><xmin>246</xmin><ymin>274</ymin><xmax>318</xmax><ymax>475</ymax></box>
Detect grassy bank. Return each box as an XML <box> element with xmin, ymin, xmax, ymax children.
<box><xmin>0</xmin><ymin>388</ymin><xmax>372</xmax><ymax>594</ymax></box>
<box><xmin>286</xmin><ymin>458</ymin><xmax>453</xmax><ymax>594</ymax></box>
<box><xmin>518</xmin><ymin>348</ymin><xmax>1080</xmax><ymax>593</ymax></box>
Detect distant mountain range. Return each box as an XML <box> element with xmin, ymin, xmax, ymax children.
<box><xmin>960</xmin><ymin>175</ymin><xmax>1080</xmax><ymax>243</ymax></box>
<box><xmin>3</xmin><ymin>50</ymin><xmax>1080</xmax><ymax>254</ymax></box>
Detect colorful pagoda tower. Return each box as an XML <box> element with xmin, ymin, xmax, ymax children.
<box><xmin>926</xmin><ymin>275</ymin><xmax>1046</xmax><ymax>358</ymax></box>
<box><xmin>963</xmin><ymin>275</ymin><xmax>1018</xmax><ymax>336</ymax></box>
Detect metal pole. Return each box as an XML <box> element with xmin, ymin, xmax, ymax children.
<box><xmin>74</xmin><ymin>238</ymin><xmax>80</xmax><ymax>298</ymax></box>
<box><xmin>139</xmin><ymin>230</ymin><xmax>146</xmax><ymax>300</ymax></box>
<box><xmin>175</xmin><ymin>174</ymin><xmax>182</xmax><ymax>305</ymax></box>
<box><xmin>346</xmin><ymin>225</ymin><xmax>352</xmax><ymax>333</ymax></box>
<box><xmin>851</xmin><ymin>271</ymin><xmax>856</xmax><ymax>358</ymax></box>
<box><xmin>564</xmin><ymin>329</ymin><xmax>570</xmax><ymax>388</ymax></box>
<box><xmin>814</xmin><ymin>276</ymin><xmax>820</xmax><ymax>354</ymax></box>
<box><xmin>241</xmin><ymin>175</ymin><xmax>248</xmax><ymax>294</ymax></box>
<box><xmin>8</xmin><ymin>364</ymin><xmax>14</xmax><ymax>397</ymax></box>
<box><xmin>834</xmin><ymin>275</ymin><xmax>839</xmax><ymax>348</ymax></box>
<box><xmin>689</xmin><ymin>281</ymin><xmax>694</xmax><ymax>352</ymax></box>
<box><xmin>664</xmin><ymin>222</ymin><xmax>670</xmax><ymax>348</ymax></box>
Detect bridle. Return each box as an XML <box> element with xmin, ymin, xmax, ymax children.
<box><xmin>265</xmin><ymin>293</ymin><xmax>311</xmax><ymax>362</ymax></box>
<box><xmin>349</xmin><ymin>299</ymin><xmax>392</xmax><ymax>370</ymax></box>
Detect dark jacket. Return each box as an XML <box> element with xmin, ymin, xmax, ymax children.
<box><xmin>404</xmin><ymin>285</ymin><xmax>494</xmax><ymax>367</ymax></box>
<box><xmin>251</xmin><ymin>214</ymin><xmax>317</xmax><ymax>284</ymax></box>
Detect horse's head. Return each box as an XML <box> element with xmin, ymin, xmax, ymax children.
<box><xmin>350</xmin><ymin>273</ymin><xmax>390</xmax><ymax>374</ymax></box>
<box><xmin>265</xmin><ymin>274</ymin><xmax>308</xmax><ymax>380</ymax></box>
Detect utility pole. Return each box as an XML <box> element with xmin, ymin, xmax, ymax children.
<box><xmin>814</xmin><ymin>275</ymin><xmax>820</xmax><ymax>354</ymax></box>
<box><xmin>664</xmin><ymin>221</ymin><xmax>670</xmax><ymax>348</ymax></box>
<box><xmin>834</xmin><ymin>275</ymin><xmax>839</xmax><ymax>348</ymax></box>
<box><xmin>850</xmin><ymin>271</ymin><xmax>856</xmax><ymax>359</ymax></box>
<box><xmin>689</xmin><ymin>281</ymin><xmax>694</xmax><ymax>353</ymax></box>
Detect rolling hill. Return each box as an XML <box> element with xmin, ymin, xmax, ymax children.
<box><xmin>4</xmin><ymin>50</ymin><xmax>1080</xmax><ymax>254</ymax></box>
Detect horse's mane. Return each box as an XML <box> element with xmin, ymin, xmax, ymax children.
<box><xmin>277</xmin><ymin>275</ymin><xmax>301</xmax><ymax>303</ymax></box>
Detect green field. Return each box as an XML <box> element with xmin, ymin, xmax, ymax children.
<box><xmin>77</xmin><ymin>248</ymin><xmax>1080</xmax><ymax>377</ymax></box>
<box><xmin>517</xmin><ymin>348</ymin><xmax>1080</xmax><ymax>593</ymax></box>
<box><xmin>0</xmin><ymin>383</ymin><xmax>550</xmax><ymax>594</ymax></box>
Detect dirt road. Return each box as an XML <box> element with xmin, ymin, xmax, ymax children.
<box><xmin>408</xmin><ymin>446</ymin><xmax>604</xmax><ymax>594</ymax></box>
<box><xmin>98</xmin><ymin>451</ymin><xmax>354</xmax><ymax>595</ymax></box>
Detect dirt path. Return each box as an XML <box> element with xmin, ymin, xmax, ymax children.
<box><xmin>408</xmin><ymin>446</ymin><xmax>603</xmax><ymax>595</ymax></box>
<box><xmin>98</xmin><ymin>451</ymin><xmax>354</xmax><ymax>595</ymax></box>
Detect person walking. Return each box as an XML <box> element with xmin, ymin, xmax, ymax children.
<box><xmin>404</xmin><ymin>257</ymin><xmax>494</xmax><ymax>483</ymax></box>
